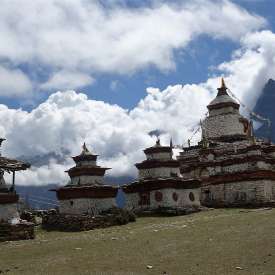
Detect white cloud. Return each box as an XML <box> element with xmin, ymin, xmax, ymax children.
<box><xmin>0</xmin><ymin>66</ymin><xmax>32</xmax><ymax>97</ymax></box>
<box><xmin>0</xmin><ymin>0</ymin><xmax>265</xmax><ymax>97</ymax></box>
<box><xmin>0</xmin><ymin>11</ymin><xmax>274</xmax><ymax>186</ymax></box>
<box><xmin>215</xmin><ymin>30</ymin><xmax>275</xmax><ymax>109</ymax></box>
<box><xmin>40</xmin><ymin>70</ymin><xmax>95</xmax><ymax>91</ymax></box>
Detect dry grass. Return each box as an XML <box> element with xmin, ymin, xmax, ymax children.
<box><xmin>1</xmin><ymin>208</ymin><xmax>275</xmax><ymax>275</ymax></box>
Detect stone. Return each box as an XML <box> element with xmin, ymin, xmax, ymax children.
<box><xmin>0</xmin><ymin>221</ymin><xmax>35</xmax><ymax>242</ymax></box>
<box><xmin>42</xmin><ymin>207</ymin><xmax>135</xmax><ymax>232</ymax></box>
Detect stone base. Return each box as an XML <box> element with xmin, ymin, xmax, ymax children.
<box><xmin>202</xmin><ymin>201</ymin><xmax>275</xmax><ymax>208</ymax></box>
<box><xmin>42</xmin><ymin>208</ymin><xmax>136</xmax><ymax>232</ymax></box>
<box><xmin>0</xmin><ymin>221</ymin><xmax>35</xmax><ymax>242</ymax></box>
<box><xmin>134</xmin><ymin>206</ymin><xmax>202</xmax><ymax>216</ymax></box>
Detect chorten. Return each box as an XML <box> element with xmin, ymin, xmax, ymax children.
<box><xmin>202</xmin><ymin>78</ymin><xmax>253</xmax><ymax>142</ymax></box>
<box><xmin>123</xmin><ymin>139</ymin><xmax>201</xmax><ymax>215</ymax></box>
<box><xmin>178</xmin><ymin>79</ymin><xmax>275</xmax><ymax>207</ymax></box>
<box><xmin>55</xmin><ymin>143</ymin><xmax>118</xmax><ymax>215</ymax></box>
<box><xmin>0</xmin><ymin>138</ymin><xmax>34</xmax><ymax>241</ymax></box>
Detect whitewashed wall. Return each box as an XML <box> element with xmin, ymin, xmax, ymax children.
<box><xmin>59</xmin><ymin>197</ymin><xmax>117</xmax><ymax>215</ymax></box>
<box><xmin>70</xmin><ymin>175</ymin><xmax>104</xmax><ymax>185</ymax></box>
<box><xmin>124</xmin><ymin>188</ymin><xmax>200</xmax><ymax>211</ymax></box>
<box><xmin>149</xmin><ymin>188</ymin><xmax>200</xmax><ymax>208</ymax></box>
<box><xmin>201</xmin><ymin>180</ymin><xmax>275</xmax><ymax>206</ymax></box>
<box><xmin>138</xmin><ymin>167</ymin><xmax>180</xmax><ymax>179</ymax></box>
<box><xmin>146</xmin><ymin>152</ymin><xmax>171</xmax><ymax>160</ymax></box>
<box><xmin>0</xmin><ymin>203</ymin><xmax>19</xmax><ymax>223</ymax></box>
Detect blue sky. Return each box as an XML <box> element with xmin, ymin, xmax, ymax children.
<box><xmin>86</xmin><ymin>0</ymin><xmax>275</xmax><ymax>109</ymax></box>
<box><xmin>0</xmin><ymin>0</ymin><xmax>273</xmax><ymax>111</ymax></box>
<box><xmin>86</xmin><ymin>0</ymin><xmax>275</xmax><ymax>110</ymax></box>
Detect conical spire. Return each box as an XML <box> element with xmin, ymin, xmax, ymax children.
<box><xmin>81</xmin><ymin>142</ymin><xmax>91</xmax><ymax>155</ymax></box>
<box><xmin>221</xmin><ymin>77</ymin><xmax>226</xmax><ymax>89</ymax></box>
<box><xmin>217</xmin><ymin>77</ymin><xmax>229</xmax><ymax>96</ymax></box>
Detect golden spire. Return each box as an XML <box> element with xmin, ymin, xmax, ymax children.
<box><xmin>216</xmin><ymin>77</ymin><xmax>228</xmax><ymax>96</ymax></box>
<box><xmin>221</xmin><ymin>77</ymin><xmax>226</xmax><ymax>89</ymax></box>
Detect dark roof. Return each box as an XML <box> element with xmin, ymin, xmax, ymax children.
<box><xmin>122</xmin><ymin>178</ymin><xmax>201</xmax><ymax>193</ymax></box>
<box><xmin>72</xmin><ymin>142</ymin><xmax>98</xmax><ymax>163</ymax></box>
<box><xmin>54</xmin><ymin>185</ymin><xmax>118</xmax><ymax>200</ymax></box>
<box><xmin>72</xmin><ymin>154</ymin><xmax>98</xmax><ymax>162</ymax></box>
<box><xmin>0</xmin><ymin>193</ymin><xmax>19</xmax><ymax>204</ymax></box>
<box><xmin>135</xmin><ymin>159</ymin><xmax>180</xmax><ymax>169</ymax></box>
<box><xmin>66</xmin><ymin>165</ymin><xmax>111</xmax><ymax>177</ymax></box>
<box><xmin>0</xmin><ymin>156</ymin><xmax>31</xmax><ymax>171</ymax></box>
<box><xmin>207</xmin><ymin>79</ymin><xmax>239</xmax><ymax>111</ymax></box>
<box><xmin>144</xmin><ymin>139</ymin><xmax>172</xmax><ymax>155</ymax></box>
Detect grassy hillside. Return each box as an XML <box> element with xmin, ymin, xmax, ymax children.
<box><xmin>1</xmin><ymin>208</ymin><xmax>275</xmax><ymax>275</ymax></box>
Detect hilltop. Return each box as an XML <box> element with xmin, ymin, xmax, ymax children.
<box><xmin>1</xmin><ymin>208</ymin><xmax>275</xmax><ymax>275</ymax></box>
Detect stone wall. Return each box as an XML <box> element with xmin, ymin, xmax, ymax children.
<box><xmin>42</xmin><ymin>208</ymin><xmax>136</xmax><ymax>232</ymax></box>
<box><xmin>124</xmin><ymin>188</ymin><xmax>201</xmax><ymax>214</ymax></box>
<box><xmin>201</xmin><ymin>180</ymin><xmax>275</xmax><ymax>207</ymax></box>
<box><xmin>59</xmin><ymin>197</ymin><xmax>117</xmax><ymax>215</ymax></box>
<box><xmin>203</xmin><ymin>113</ymin><xmax>245</xmax><ymax>140</ymax></box>
<box><xmin>138</xmin><ymin>167</ymin><xmax>180</xmax><ymax>179</ymax></box>
<box><xmin>146</xmin><ymin>152</ymin><xmax>172</xmax><ymax>160</ymax></box>
<box><xmin>70</xmin><ymin>175</ymin><xmax>104</xmax><ymax>185</ymax></box>
<box><xmin>0</xmin><ymin>203</ymin><xmax>19</xmax><ymax>223</ymax></box>
<box><xmin>0</xmin><ymin>221</ymin><xmax>34</xmax><ymax>242</ymax></box>
<box><xmin>124</xmin><ymin>192</ymin><xmax>140</xmax><ymax>211</ymax></box>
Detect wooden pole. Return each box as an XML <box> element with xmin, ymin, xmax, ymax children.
<box><xmin>12</xmin><ymin>171</ymin><xmax>15</xmax><ymax>192</ymax></box>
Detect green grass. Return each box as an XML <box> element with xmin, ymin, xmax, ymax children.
<box><xmin>1</xmin><ymin>208</ymin><xmax>275</xmax><ymax>275</ymax></box>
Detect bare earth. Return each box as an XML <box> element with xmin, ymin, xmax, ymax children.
<box><xmin>1</xmin><ymin>208</ymin><xmax>275</xmax><ymax>275</ymax></box>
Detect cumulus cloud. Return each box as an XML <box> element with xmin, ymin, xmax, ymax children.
<box><xmin>215</xmin><ymin>30</ymin><xmax>275</xmax><ymax>109</ymax></box>
<box><xmin>1</xmin><ymin>87</ymin><xmax>211</xmax><ymax>186</ymax></box>
<box><xmin>0</xmin><ymin>0</ymin><xmax>265</xmax><ymax>96</ymax></box>
<box><xmin>0</xmin><ymin>28</ymin><xmax>274</xmax><ymax>186</ymax></box>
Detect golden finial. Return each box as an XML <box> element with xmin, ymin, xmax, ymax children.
<box><xmin>82</xmin><ymin>142</ymin><xmax>89</xmax><ymax>153</ymax></box>
<box><xmin>156</xmin><ymin>137</ymin><xmax>160</xmax><ymax>146</ymax></box>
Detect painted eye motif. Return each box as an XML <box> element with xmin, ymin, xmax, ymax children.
<box><xmin>155</xmin><ymin>191</ymin><xmax>163</xmax><ymax>202</ymax></box>
<box><xmin>172</xmin><ymin>192</ymin><xmax>178</xmax><ymax>202</ymax></box>
<box><xmin>189</xmin><ymin>192</ymin><xmax>195</xmax><ymax>202</ymax></box>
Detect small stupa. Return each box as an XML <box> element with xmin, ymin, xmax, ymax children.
<box><xmin>178</xmin><ymin>79</ymin><xmax>275</xmax><ymax>207</ymax></box>
<box><xmin>55</xmin><ymin>143</ymin><xmax>118</xmax><ymax>216</ymax></box>
<box><xmin>123</xmin><ymin>138</ymin><xmax>201</xmax><ymax>215</ymax></box>
<box><xmin>0</xmin><ymin>138</ymin><xmax>34</xmax><ymax>241</ymax></box>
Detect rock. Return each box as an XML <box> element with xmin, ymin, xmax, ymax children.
<box><xmin>0</xmin><ymin>222</ymin><xmax>35</xmax><ymax>242</ymax></box>
<box><xmin>42</xmin><ymin>207</ymin><xmax>136</xmax><ymax>232</ymax></box>
<box><xmin>20</xmin><ymin>211</ymin><xmax>36</xmax><ymax>223</ymax></box>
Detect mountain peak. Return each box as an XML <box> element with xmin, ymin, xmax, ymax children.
<box><xmin>254</xmin><ymin>78</ymin><xmax>275</xmax><ymax>141</ymax></box>
<box><xmin>267</xmin><ymin>78</ymin><xmax>275</xmax><ymax>86</ymax></box>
